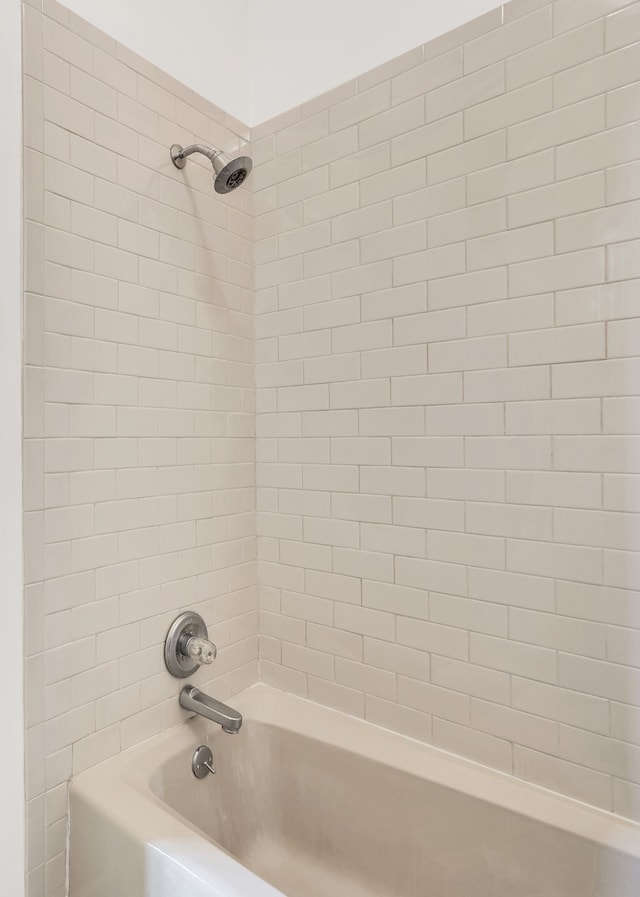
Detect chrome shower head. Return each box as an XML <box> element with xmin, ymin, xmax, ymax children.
<box><xmin>211</xmin><ymin>152</ymin><xmax>253</xmax><ymax>194</ymax></box>
<box><xmin>170</xmin><ymin>143</ymin><xmax>253</xmax><ymax>193</ymax></box>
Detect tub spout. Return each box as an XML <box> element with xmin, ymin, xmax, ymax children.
<box><xmin>179</xmin><ymin>685</ymin><xmax>243</xmax><ymax>734</ymax></box>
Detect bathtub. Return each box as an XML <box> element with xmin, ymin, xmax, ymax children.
<box><xmin>70</xmin><ymin>683</ymin><xmax>640</xmax><ymax>897</ymax></box>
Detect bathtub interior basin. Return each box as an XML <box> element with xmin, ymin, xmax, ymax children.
<box><xmin>70</xmin><ymin>684</ymin><xmax>640</xmax><ymax>897</ymax></box>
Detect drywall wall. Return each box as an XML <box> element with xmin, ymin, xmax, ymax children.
<box><xmin>248</xmin><ymin>0</ymin><xmax>501</xmax><ymax>122</ymax></box>
<box><xmin>254</xmin><ymin>0</ymin><xmax>640</xmax><ymax>818</ymax></box>
<box><xmin>0</xmin><ymin>0</ymin><xmax>25</xmax><ymax>892</ymax></box>
<box><xmin>23</xmin><ymin>4</ymin><xmax>257</xmax><ymax>893</ymax></box>
<box><xmin>59</xmin><ymin>0</ymin><xmax>501</xmax><ymax>124</ymax></box>
<box><xmin>59</xmin><ymin>0</ymin><xmax>251</xmax><ymax>124</ymax></box>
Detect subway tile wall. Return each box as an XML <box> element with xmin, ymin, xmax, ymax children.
<box><xmin>254</xmin><ymin>0</ymin><xmax>640</xmax><ymax>822</ymax></box>
<box><xmin>22</xmin><ymin>0</ymin><xmax>640</xmax><ymax>892</ymax></box>
<box><xmin>22</xmin><ymin>3</ymin><xmax>256</xmax><ymax>895</ymax></box>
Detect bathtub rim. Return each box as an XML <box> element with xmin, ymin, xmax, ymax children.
<box><xmin>71</xmin><ymin>682</ymin><xmax>640</xmax><ymax>870</ymax></box>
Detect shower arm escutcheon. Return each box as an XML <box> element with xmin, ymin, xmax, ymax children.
<box><xmin>164</xmin><ymin>611</ymin><xmax>217</xmax><ymax>678</ymax></box>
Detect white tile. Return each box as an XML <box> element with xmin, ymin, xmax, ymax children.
<box><xmin>396</xmin><ymin>556</ymin><xmax>467</xmax><ymax>597</ymax></box>
<box><xmin>559</xmin><ymin>724</ymin><xmax>640</xmax><ymax>783</ymax></box>
<box><xmin>335</xmin><ymin>658</ymin><xmax>395</xmax><ymax>700</ymax></box>
<box><xmin>433</xmin><ymin>718</ymin><xmax>512</xmax><ymax>773</ymax></box>
<box><xmin>332</xmin><ymin>491</ymin><xmax>391</xmax><ymax>525</ymax></box>
<box><xmin>365</xmin><ymin>696</ymin><xmax>430</xmax><ymax>742</ymax></box>
<box><xmin>26</xmin><ymin>1</ymin><xmax>640</xmax><ymax>849</ymax></box>
<box><xmin>514</xmin><ymin>747</ymin><xmax>612</xmax><ymax>809</ymax></box>
<box><xmin>431</xmin><ymin>655</ymin><xmax>510</xmax><ymax>702</ymax></box>
<box><xmin>397</xmin><ymin>617</ymin><xmax>469</xmax><ymax>660</ymax></box>
<box><xmin>393</xmin><ymin>496</ymin><xmax>464</xmax><ymax>531</ymax></box>
<box><xmin>471</xmin><ymin>699</ymin><xmax>559</xmax><ymax>753</ymax></box>
<box><xmin>507</xmin><ymin>538</ymin><xmax>603</xmax><ymax>584</ymax></box>
<box><xmin>429</xmin><ymin>336</ymin><xmax>507</xmax><ymax>373</ymax></box>
<box><xmin>398</xmin><ymin>676</ymin><xmax>470</xmax><ymax>723</ymax></box>
<box><xmin>430</xmin><ymin>592</ymin><xmax>508</xmax><ymax>637</ymax></box>
<box><xmin>512</xmin><ymin>677</ymin><xmax>609</xmax><ymax>733</ymax></box>
<box><xmin>363</xmin><ymin>580</ymin><xmax>428</xmax><ymax>620</ymax></box>
<box><xmin>334</xmin><ymin>602</ymin><xmax>395</xmax><ymax>638</ymax></box>
<box><xmin>505</xmin><ymin>399</ymin><xmax>601</xmax><ymax>436</ymax></box>
<box><xmin>509</xmin><ymin>324</ymin><xmax>605</xmax><ymax>367</ymax></box>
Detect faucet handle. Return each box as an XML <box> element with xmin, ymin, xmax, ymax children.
<box><xmin>183</xmin><ymin>636</ymin><xmax>217</xmax><ymax>665</ymax></box>
<box><xmin>165</xmin><ymin>612</ymin><xmax>218</xmax><ymax>678</ymax></box>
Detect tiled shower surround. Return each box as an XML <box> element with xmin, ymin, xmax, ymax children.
<box><xmin>22</xmin><ymin>2</ymin><xmax>256</xmax><ymax>894</ymax></box>
<box><xmin>21</xmin><ymin>0</ymin><xmax>640</xmax><ymax>893</ymax></box>
<box><xmin>253</xmin><ymin>0</ymin><xmax>640</xmax><ymax>822</ymax></box>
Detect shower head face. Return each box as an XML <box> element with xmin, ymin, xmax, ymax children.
<box><xmin>212</xmin><ymin>154</ymin><xmax>253</xmax><ymax>194</ymax></box>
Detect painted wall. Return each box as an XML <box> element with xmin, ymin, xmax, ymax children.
<box><xmin>248</xmin><ymin>0</ymin><xmax>501</xmax><ymax>122</ymax></box>
<box><xmin>59</xmin><ymin>0</ymin><xmax>251</xmax><ymax>124</ymax></box>
<box><xmin>254</xmin><ymin>0</ymin><xmax>640</xmax><ymax>818</ymax></box>
<box><xmin>0</xmin><ymin>0</ymin><xmax>25</xmax><ymax>892</ymax></box>
<box><xmin>23</xmin><ymin>4</ymin><xmax>256</xmax><ymax>894</ymax></box>
<box><xmin>58</xmin><ymin>0</ymin><xmax>501</xmax><ymax>124</ymax></box>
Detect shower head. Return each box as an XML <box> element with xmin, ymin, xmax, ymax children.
<box><xmin>170</xmin><ymin>143</ymin><xmax>253</xmax><ymax>194</ymax></box>
<box><xmin>211</xmin><ymin>151</ymin><xmax>253</xmax><ymax>194</ymax></box>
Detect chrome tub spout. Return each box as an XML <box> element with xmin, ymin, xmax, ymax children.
<box><xmin>179</xmin><ymin>685</ymin><xmax>243</xmax><ymax>734</ymax></box>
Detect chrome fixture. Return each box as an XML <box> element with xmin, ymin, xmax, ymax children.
<box><xmin>192</xmin><ymin>744</ymin><xmax>215</xmax><ymax>778</ymax></box>
<box><xmin>180</xmin><ymin>685</ymin><xmax>243</xmax><ymax>734</ymax></box>
<box><xmin>164</xmin><ymin>611</ymin><xmax>243</xmax><ymax>734</ymax></box>
<box><xmin>170</xmin><ymin>143</ymin><xmax>253</xmax><ymax>193</ymax></box>
<box><xmin>164</xmin><ymin>611</ymin><xmax>217</xmax><ymax>679</ymax></box>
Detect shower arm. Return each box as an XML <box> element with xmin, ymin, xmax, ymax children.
<box><xmin>170</xmin><ymin>144</ymin><xmax>220</xmax><ymax>168</ymax></box>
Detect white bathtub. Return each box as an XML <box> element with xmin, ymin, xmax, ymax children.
<box><xmin>70</xmin><ymin>684</ymin><xmax>640</xmax><ymax>897</ymax></box>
